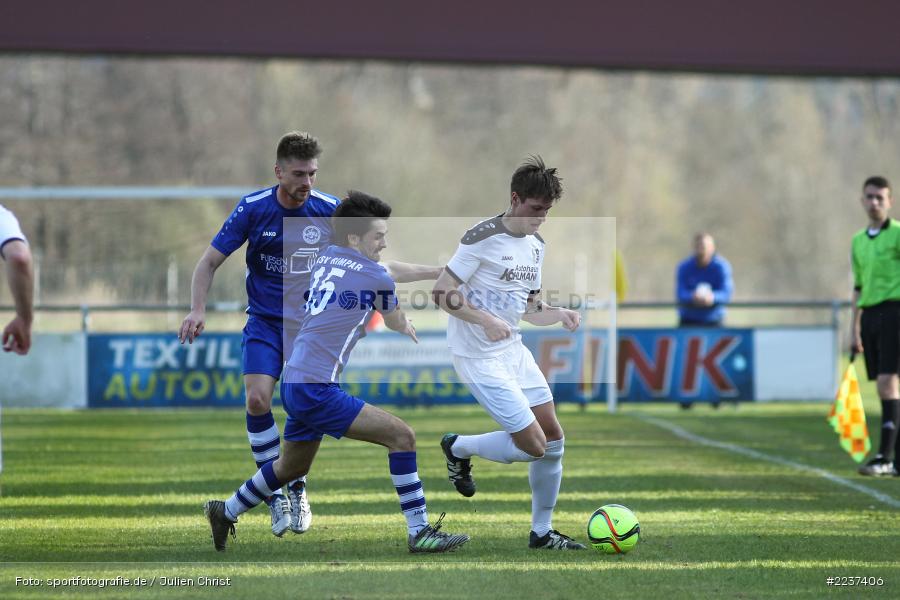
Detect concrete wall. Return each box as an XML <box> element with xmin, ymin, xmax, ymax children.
<box><xmin>0</xmin><ymin>333</ymin><xmax>86</xmax><ymax>408</ymax></box>
<box><xmin>753</xmin><ymin>328</ymin><xmax>837</xmax><ymax>401</ymax></box>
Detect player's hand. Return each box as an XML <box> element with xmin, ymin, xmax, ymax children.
<box><xmin>560</xmin><ymin>309</ymin><xmax>582</xmax><ymax>332</ymax></box>
<box><xmin>2</xmin><ymin>315</ymin><xmax>32</xmax><ymax>355</ymax></box>
<box><xmin>402</xmin><ymin>318</ymin><xmax>419</xmax><ymax>344</ymax></box>
<box><xmin>482</xmin><ymin>315</ymin><xmax>512</xmax><ymax>342</ymax></box>
<box><xmin>179</xmin><ymin>310</ymin><xmax>206</xmax><ymax>344</ymax></box>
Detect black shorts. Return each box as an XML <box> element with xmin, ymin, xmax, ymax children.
<box><xmin>860</xmin><ymin>301</ymin><xmax>900</xmax><ymax>380</ymax></box>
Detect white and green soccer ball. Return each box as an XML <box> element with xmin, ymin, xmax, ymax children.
<box><xmin>587</xmin><ymin>504</ymin><xmax>640</xmax><ymax>554</ymax></box>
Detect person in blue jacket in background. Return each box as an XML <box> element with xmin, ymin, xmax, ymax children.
<box><xmin>676</xmin><ymin>232</ymin><xmax>733</xmax><ymax>327</ymax></box>
<box><xmin>675</xmin><ymin>232</ymin><xmax>734</xmax><ymax>409</ymax></box>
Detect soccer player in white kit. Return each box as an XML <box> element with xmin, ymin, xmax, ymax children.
<box><xmin>0</xmin><ymin>205</ymin><xmax>34</xmax><ymax>356</ymax></box>
<box><xmin>431</xmin><ymin>156</ymin><xmax>586</xmax><ymax>550</ymax></box>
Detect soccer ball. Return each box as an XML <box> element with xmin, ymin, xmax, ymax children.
<box><xmin>587</xmin><ymin>504</ymin><xmax>640</xmax><ymax>554</ymax></box>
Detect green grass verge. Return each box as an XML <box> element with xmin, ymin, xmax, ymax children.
<box><xmin>1</xmin><ymin>402</ymin><xmax>898</xmax><ymax>599</ymax></box>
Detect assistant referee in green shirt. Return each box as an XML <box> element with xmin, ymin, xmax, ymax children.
<box><xmin>851</xmin><ymin>175</ymin><xmax>900</xmax><ymax>477</ymax></box>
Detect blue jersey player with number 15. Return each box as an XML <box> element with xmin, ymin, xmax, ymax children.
<box><xmin>204</xmin><ymin>191</ymin><xmax>470</xmax><ymax>554</ymax></box>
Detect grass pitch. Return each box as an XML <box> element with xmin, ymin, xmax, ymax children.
<box><xmin>1</xmin><ymin>400</ymin><xmax>899</xmax><ymax>599</ymax></box>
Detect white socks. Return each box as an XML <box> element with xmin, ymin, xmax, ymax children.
<box><xmin>451</xmin><ymin>432</ymin><xmax>565</xmax><ymax>536</ymax></box>
<box><xmin>528</xmin><ymin>438</ymin><xmax>564</xmax><ymax>537</ymax></box>
<box><xmin>451</xmin><ymin>431</ymin><xmax>540</xmax><ymax>464</ymax></box>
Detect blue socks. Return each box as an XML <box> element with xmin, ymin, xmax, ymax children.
<box><xmin>389</xmin><ymin>451</ymin><xmax>429</xmax><ymax>536</ymax></box>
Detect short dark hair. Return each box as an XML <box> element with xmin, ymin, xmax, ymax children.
<box><xmin>276</xmin><ymin>131</ymin><xmax>322</xmax><ymax>163</ymax></box>
<box><xmin>510</xmin><ymin>155</ymin><xmax>563</xmax><ymax>202</ymax></box>
<box><xmin>332</xmin><ymin>191</ymin><xmax>393</xmax><ymax>246</ymax></box>
<box><xmin>863</xmin><ymin>176</ymin><xmax>890</xmax><ymax>191</ymax></box>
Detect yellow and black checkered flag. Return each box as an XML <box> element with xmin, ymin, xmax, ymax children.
<box><xmin>827</xmin><ymin>353</ymin><xmax>871</xmax><ymax>463</ymax></box>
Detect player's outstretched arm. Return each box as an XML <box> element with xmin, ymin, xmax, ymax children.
<box><xmin>522</xmin><ymin>295</ymin><xmax>581</xmax><ymax>331</ymax></box>
<box><xmin>2</xmin><ymin>240</ymin><xmax>34</xmax><ymax>355</ymax></box>
<box><xmin>179</xmin><ymin>245</ymin><xmax>227</xmax><ymax>344</ymax></box>
<box><xmin>384</xmin><ymin>261</ymin><xmax>442</xmax><ymax>284</ymax></box>
<box><xmin>382</xmin><ymin>308</ymin><xmax>418</xmax><ymax>344</ymax></box>
<box><xmin>431</xmin><ymin>269</ymin><xmax>512</xmax><ymax>341</ymax></box>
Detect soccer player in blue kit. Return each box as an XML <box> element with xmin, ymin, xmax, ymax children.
<box><xmin>181</xmin><ymin>132</ymin><xmax>440</xmax><ymax>539</ymax></box>
<box><xmin>203</xmin><ymin>191</ymin><xmax>470</xmax><ymax>553</ymax></box>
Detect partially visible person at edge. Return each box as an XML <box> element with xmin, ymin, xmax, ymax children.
<box><xmin>851</xmin><ymin>176</ymin><xmax>900</xmax><ymax>477</ymax></box>
<box><xmin>1</xmin><ymin>204</ymin><xmax>34</xmax><ymax>355</ymax></box>
<box><xmin>615</xmin><ymin>249</ymin><xmax>627</xmax><ymax>302</ymax></box>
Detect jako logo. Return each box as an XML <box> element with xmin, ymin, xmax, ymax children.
<box><xmin>262</xmin><ymin>231</ymin><xmax>277</xmax><ymax>237</ymax></box>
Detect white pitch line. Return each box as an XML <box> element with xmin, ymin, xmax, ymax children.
<box><xmin>636</xmin><ymin>414</ymin><xmax>900</xmax><ymax>510</ymax></box>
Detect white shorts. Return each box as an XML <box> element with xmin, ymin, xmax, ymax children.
<box><xmin>452</xmin><ymin>343</ymin><xmax>553</xmax><ymax>434</ymax></box>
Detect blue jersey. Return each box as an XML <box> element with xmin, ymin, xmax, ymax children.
<box><xmin>675</xmin><ymin>253</ymin><xmax>734</xmax><ymax>324</ymax></box>
<box><xmin>286</xmin><ymin>245</ymin><xmax>398</xmax><ymax>382</ymax></box>
<box><xmin>211</xmin><ymin>185</ymin><xmax>339</xmax><ymax>325</ymax></box>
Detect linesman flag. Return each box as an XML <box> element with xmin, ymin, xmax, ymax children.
<box><xmin>827</xmin><ymin>354</ymin><xmax>871</xmax><ymax>463</ymax></box>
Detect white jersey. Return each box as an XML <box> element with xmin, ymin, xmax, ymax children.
<box><xmin>0</xmin><ymin>205</ymin><xmax>27</xmax><ymax>254</ymax></box>
<box><xmin>444</xmin><ymin>215</ymin><xmax>544</xmax><ymax>358</ymax></box>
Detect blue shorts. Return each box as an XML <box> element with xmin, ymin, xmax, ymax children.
<box><xmin>241</xmin><ymin>315</ymin><xmax>299</xmax><ymax>379</ymax></box>
<box><xmin>281</xmin><ymin>369</ymin><xmax>365</xmax><ymax>442</ymax></box>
